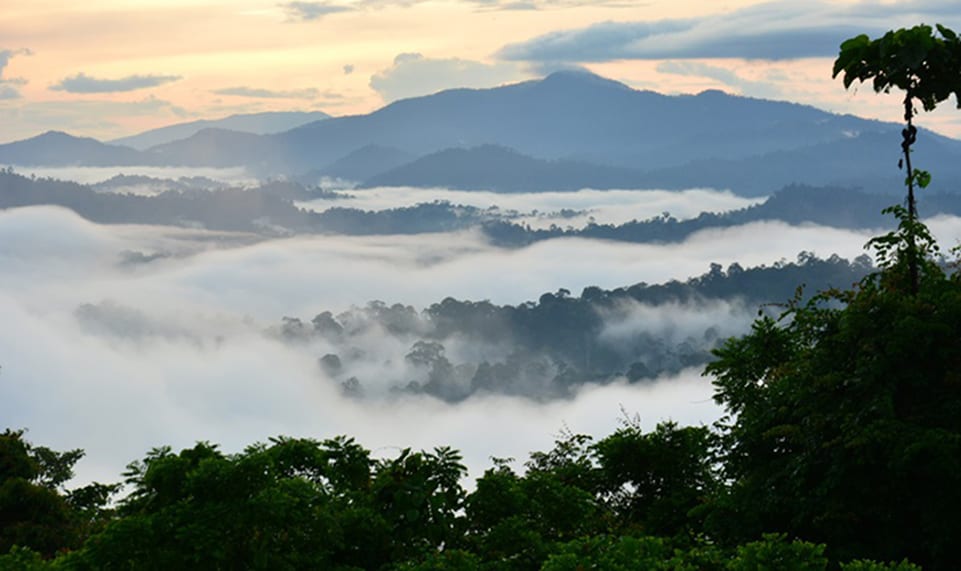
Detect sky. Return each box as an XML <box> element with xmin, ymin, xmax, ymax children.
<box><xmin>1</xmin><ymin>0</ymin><xmax>961</xmax><ymax>143</ymax></box>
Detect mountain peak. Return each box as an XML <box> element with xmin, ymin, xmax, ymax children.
<box><xmin>540</xmin><ymin>69</ymin><xmax>632</xmax><ymax>91</ymax></box>
<box><xmin>28</xmin><ymin>131</ymin><xmax>119</xmax><ymax>147</ymax></box>
<box><xmin>37</xmin><ymin>130</ymin><xmax>81</xmax><ymax>140</ymax></box>
<box><xmin>695</xmin><ymin>89</ymin><xmax>731</xmax><ymax>98</ymax></box>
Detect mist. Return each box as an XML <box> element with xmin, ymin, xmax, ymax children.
<box><xmin>0</xmin><ymin>205</ymin><xmax>890</xmax><ymax>319</ymax></box>
<box><xmin>4</xmin><ymin>203</ymin><xmax>961</xmax><ymax>487</ymax></box>
<box><xmin>298</xmin><ymin>186</ymin><xmax>763</xmax><ymax>227</ymax></box>
<box><xmin>2</xmin><ymin>164</ymin><xmax>257</xmax><ymax>187</ymax></box>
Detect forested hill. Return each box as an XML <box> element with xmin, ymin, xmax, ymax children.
<box><xmin>357</xmin><ymin>138</ymin><xmax>961</xmax><ymax>197</ymax></box>
<box><xmin>482</xmin><ymin>185</ymin><xmax>961</xmax><ymax>246</ymax></box>
<box><xmin>5</xmin><ymin>71</ymin><xmax>961</xmax><ymax>196</ymax></box>
<box><xmin>268</xmin><ymin>253</ymin><xmax>873</xmax><ymax>402</ymax></box>
<box><xmin>5</xmin><ymin>170</ymin><xmax>961</xmax><ymax>240</ymax></box>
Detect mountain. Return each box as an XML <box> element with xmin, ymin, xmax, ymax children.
<box><xmin>0</xmin><ymin>131</ymin><xmax>146</xmax><ymax>166</ymax></box>
<box><xmin>362</xmin><ymin>133</ymin><xmax>961</xmax><ymax>196</ymax></box>
<box><xmin>638</xmin><ymin>129</ymin><xmax>961</xmax><ymax>196</ymax></box>
<box><xmin>156</xmin><ymin>70</ymin><xmax>961</xmax><ymax>193</ymax></box>
<box><xmin>127</xmin><ymin>70</ymin><xmax>893</xmax><ymax>176</ymax></box>
<box><xmin>110</xmin><ymin>111</ymin><xmax>331</xmax><ymax>150</ymax></box>
<box><xmin>142</xmin><ymin>128</ymin><xmax>287</xmax><ymax>170</ymax></box>
<box><xmin>299</xmin><ymin>144</ymin><xmax>417</xmax><ymax>184</ymax></box>
<box><xmin>275</xmin><ymin>70</ymin><xmax>898</xmax><ymax>173</ymax></box>
<box><xmin>5</xmin><ymin>71</ymin><xmax>961</xmax><ymax>196</ymax></box>
<box><xmin>361</xmin><ymin>145</ymin><xmax>646</xmax><ymax>191</ymax></box>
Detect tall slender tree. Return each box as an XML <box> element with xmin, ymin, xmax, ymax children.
<box><xmin>833</xmin><ymin>24</ymin><xmax>961</xmax><ymax>292</ymax></box>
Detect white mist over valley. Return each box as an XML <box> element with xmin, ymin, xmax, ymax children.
<box><xmin>6</xmin><ymin>183</ymin><xmax>950</xmax><ymax>484</ymax></box>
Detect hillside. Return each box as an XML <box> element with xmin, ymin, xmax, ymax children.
<box><xmin>4</xmin><ymin>71</ymin><xmax>961</xmax><ymax>196</ymax></box>
<box><xmin>110</xmin><ymin>111</ymin><xmax>331</xmax><ymax>150</ymax></box>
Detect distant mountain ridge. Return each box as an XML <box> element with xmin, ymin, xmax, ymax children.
<box><xmin>110</xmin><ymin>111</ymin><xmax>331</xmax><ymax>150</ymax></box>
<box><xmin>360</xmin><ymin>145</ymin><xmax>646</xmax><ymax>192</ymax></box>
<box><xmin>298</xmin><ymin>144</ymin><xmax>417</xmax><ymax>184</ymax></box>
<box><xmin>360</xmin><ymin>135</ymin><xmax>961</xmax><ymax>197</ymax></box>
<box><xmin>0</xmin><ymin>131</ymin><xmax>145</xmax><ymax>166</ymax></box>
<box><xmin>273</xmin><ymin>70</ymin><xmax>877</xmax><ymax>173</ymax></box>
<box><xmin>3</xmin><ymin>70</ymin><xmax>961</xmax><ymax>196</ymax></box>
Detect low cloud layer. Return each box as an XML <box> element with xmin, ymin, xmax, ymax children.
<box><xmin>299</xmin><ymin>187</ymin><xmax>763</xmax><ymax>228</ymax></box>
<box><xmin>50</xmin><ymin>72</ymin><xmax>182</xmax><ymax>94</ymax></box>
<box><xmin>3</xmin><ymin>203</ymin><xmax>960</xmax><ymax>486</ymax></box>
<box><xmin>212</xmin><ymin>86</ymin><xmax>342</xmax><ymax>101</ymax></box>
<box><xmin>3</xmin><ymin>165</ymin><xmax>256</xmax><ymax>186</ymax></box>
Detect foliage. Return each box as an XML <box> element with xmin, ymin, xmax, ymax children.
<box><xmin>78</xmin><ymin>437</ymin><xmax>377</xmax><ymax>570</ymax></box>
<box><xmin>706</xmin><ymin>204</ymin><xmax>961</xmax><ymax>569</ymax></box>
<box><xmin>593</xmin><ymin>420</ymin><xmax>717</xmax><ymax>538</ymax></box>
<box><xmin>834</xmin><ymin>24</ymin><xmax>961</xmax><ymax>291</ymax></box>
<box><xmin>0</xmin><ymin>546</ymin><xmax>48</xmax><ymax>571</ymax></box>
<box><xmin>1</xmin><ymin>422</ymin><xmax>937</xmax><ymax>570</ymax></box>
<box><xmin>0</xmin><ymin>430</ymin><xmax>112</xmax><ymax>559</ymax></box>
<box><xmin>728</xmin><ymin>534</ymin><xmax>827</xmax><ymax>571</ymax></box>
<box><xmin>840</xmin><ymin>560</ymin><xmax>923</xmax><ymax>571</ymax></box>
<box><xmin>833</xmin><ymin>24</ymin><xmax>961</xmax><ymax>111</ymax></box>
<box><xmin>540</xmin><ymin>535</ymin><xmax>680</xmax><ymax>571</ymax></box>
<box><xmin>280</xmin><ymin>249</ymin><xmax>873</xmax><ymax>402</ymax></box>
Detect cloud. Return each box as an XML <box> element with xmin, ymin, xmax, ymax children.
<box><xmin>0</xmin><ymin>199</ymin><xmax>897</xmax><ymax>321</ymax></box>
<box><xmin>598</xmin><ymin>298</ymin><xmax>755</xmax><ymax>349</ymax></box>
<box><xmin>0</xmin><ymin>204</ymin><xmax>734</xmax><ymax>485</ymax></box>
<box><xmin>280</xmin><ymin>1</ymin><xmax>352</xmax><ymax>20</ymax></box>
<box><xmin>299</xmin><ymin>187</ymin><xmax>762</xmax><ymax>229</ymax></box>
<box><xmin>50</xmin><ymin>73</ymin><xmax>181</xmax><ymax>94</ymax></box>
<box><xmin>0</xmin><ymin>48</ymin><xmax>31</xmax><ymax>76</ymax></box>
<box><xmin>470</xmin><ymin>0</ymin><xmax>538</xmax><ymax>10</ymax></box>
<box><xmin>212</xmin><ymin>86</ymin><xmax>342</xmax><ymax>101</ymax></box>
<box><xmin>0</xmin><ymin>48</ymin><xmax>32</xmax><ymax>99</ymax></box>
<box><xmin>496</xmin><ymin>0</ymin><xmax>960</xmax><ymax>63</ymax></box>
<box><xmin>279</xmin><ymin>0</ymin><xmax>612</xmax><ymax>21</ymax></box>
<box><xmin>370</xmin><ymin>53</ymin><xmax>526</xmax><ymax>102</ymax></box>
<box><xmin>9</xmin><ymin>165</ymin><xmax>256</xmax><ymax>187</ymax></box>
<box><xmin>0</xmin><ymin>85</ymin><xmax>22</xmax><ymax>100</ymax></box>
<box><xmin>498</xmin><ymin>20</ymin><xmax>859</xmax><ymax>63</ymax></box>
<box><xmin>3</xmin><ymin>197</ymin><xmax>960</xmax><ymax>487</ymax></box>
<box><xmin>656</xmin><ymin>61</ymin><xmax>783</xmax><ymax>99</ymax></box>
<box><xmin>0</xmin><ymin>50</ymin><xmax>18</xmax><ymax>72</ymax></box>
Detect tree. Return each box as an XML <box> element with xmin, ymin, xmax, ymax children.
<box><xmin>593</xmin><ymin>420</ymin><xmax>717</xmax><ymax>539</ymax></box>
<box><xmin>370</xmin><ymin>446</ymin><xmax>467</xmax><ymax>562</ymax></box>
<box><xmin>833</xmin><ymin>23</ymin><xmax>961</xmax><ymax>292</ymax></box>
<box><xmin>707</xmin><ymin>26</ymin><xmax>961</xmax><ymax>558</ymax></box>
<box><xmin>0</xmin><ymin>430</ymin><xmax>88</xmax><ymax>558</ymax></box>
<box><xmin>705</xmin><ymin>203</ymin><xmax>961</xmax><ymax>569</ymax></box>
<box><xmin>80</xmin><ymin>438</ymin><xmax>351</xmax><ymax>569</ymax></box>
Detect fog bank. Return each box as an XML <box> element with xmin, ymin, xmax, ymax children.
<box><xmin>4</xmin><ymin>205</ymin><xmax>961</xmax><ymax>486</ymax></box>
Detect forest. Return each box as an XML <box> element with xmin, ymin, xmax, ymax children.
<box><xmin>4</xmin><ymin>213</ymin><xmax>955</xmax><ymax>570</ymax></box>
<box><xmin>271</xmin><ymin>252</ymin><xmax>873</xmax><ymax>401</ymax></box>
<box><xmin>7</xmin><ymin>169</ymin><xmax>961</xmax><ymax>244</ymax></box>
<box><xmin>3</xmin><ymin>23</ymin><xmax>961</xmax><ymax>571</ymax></box>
